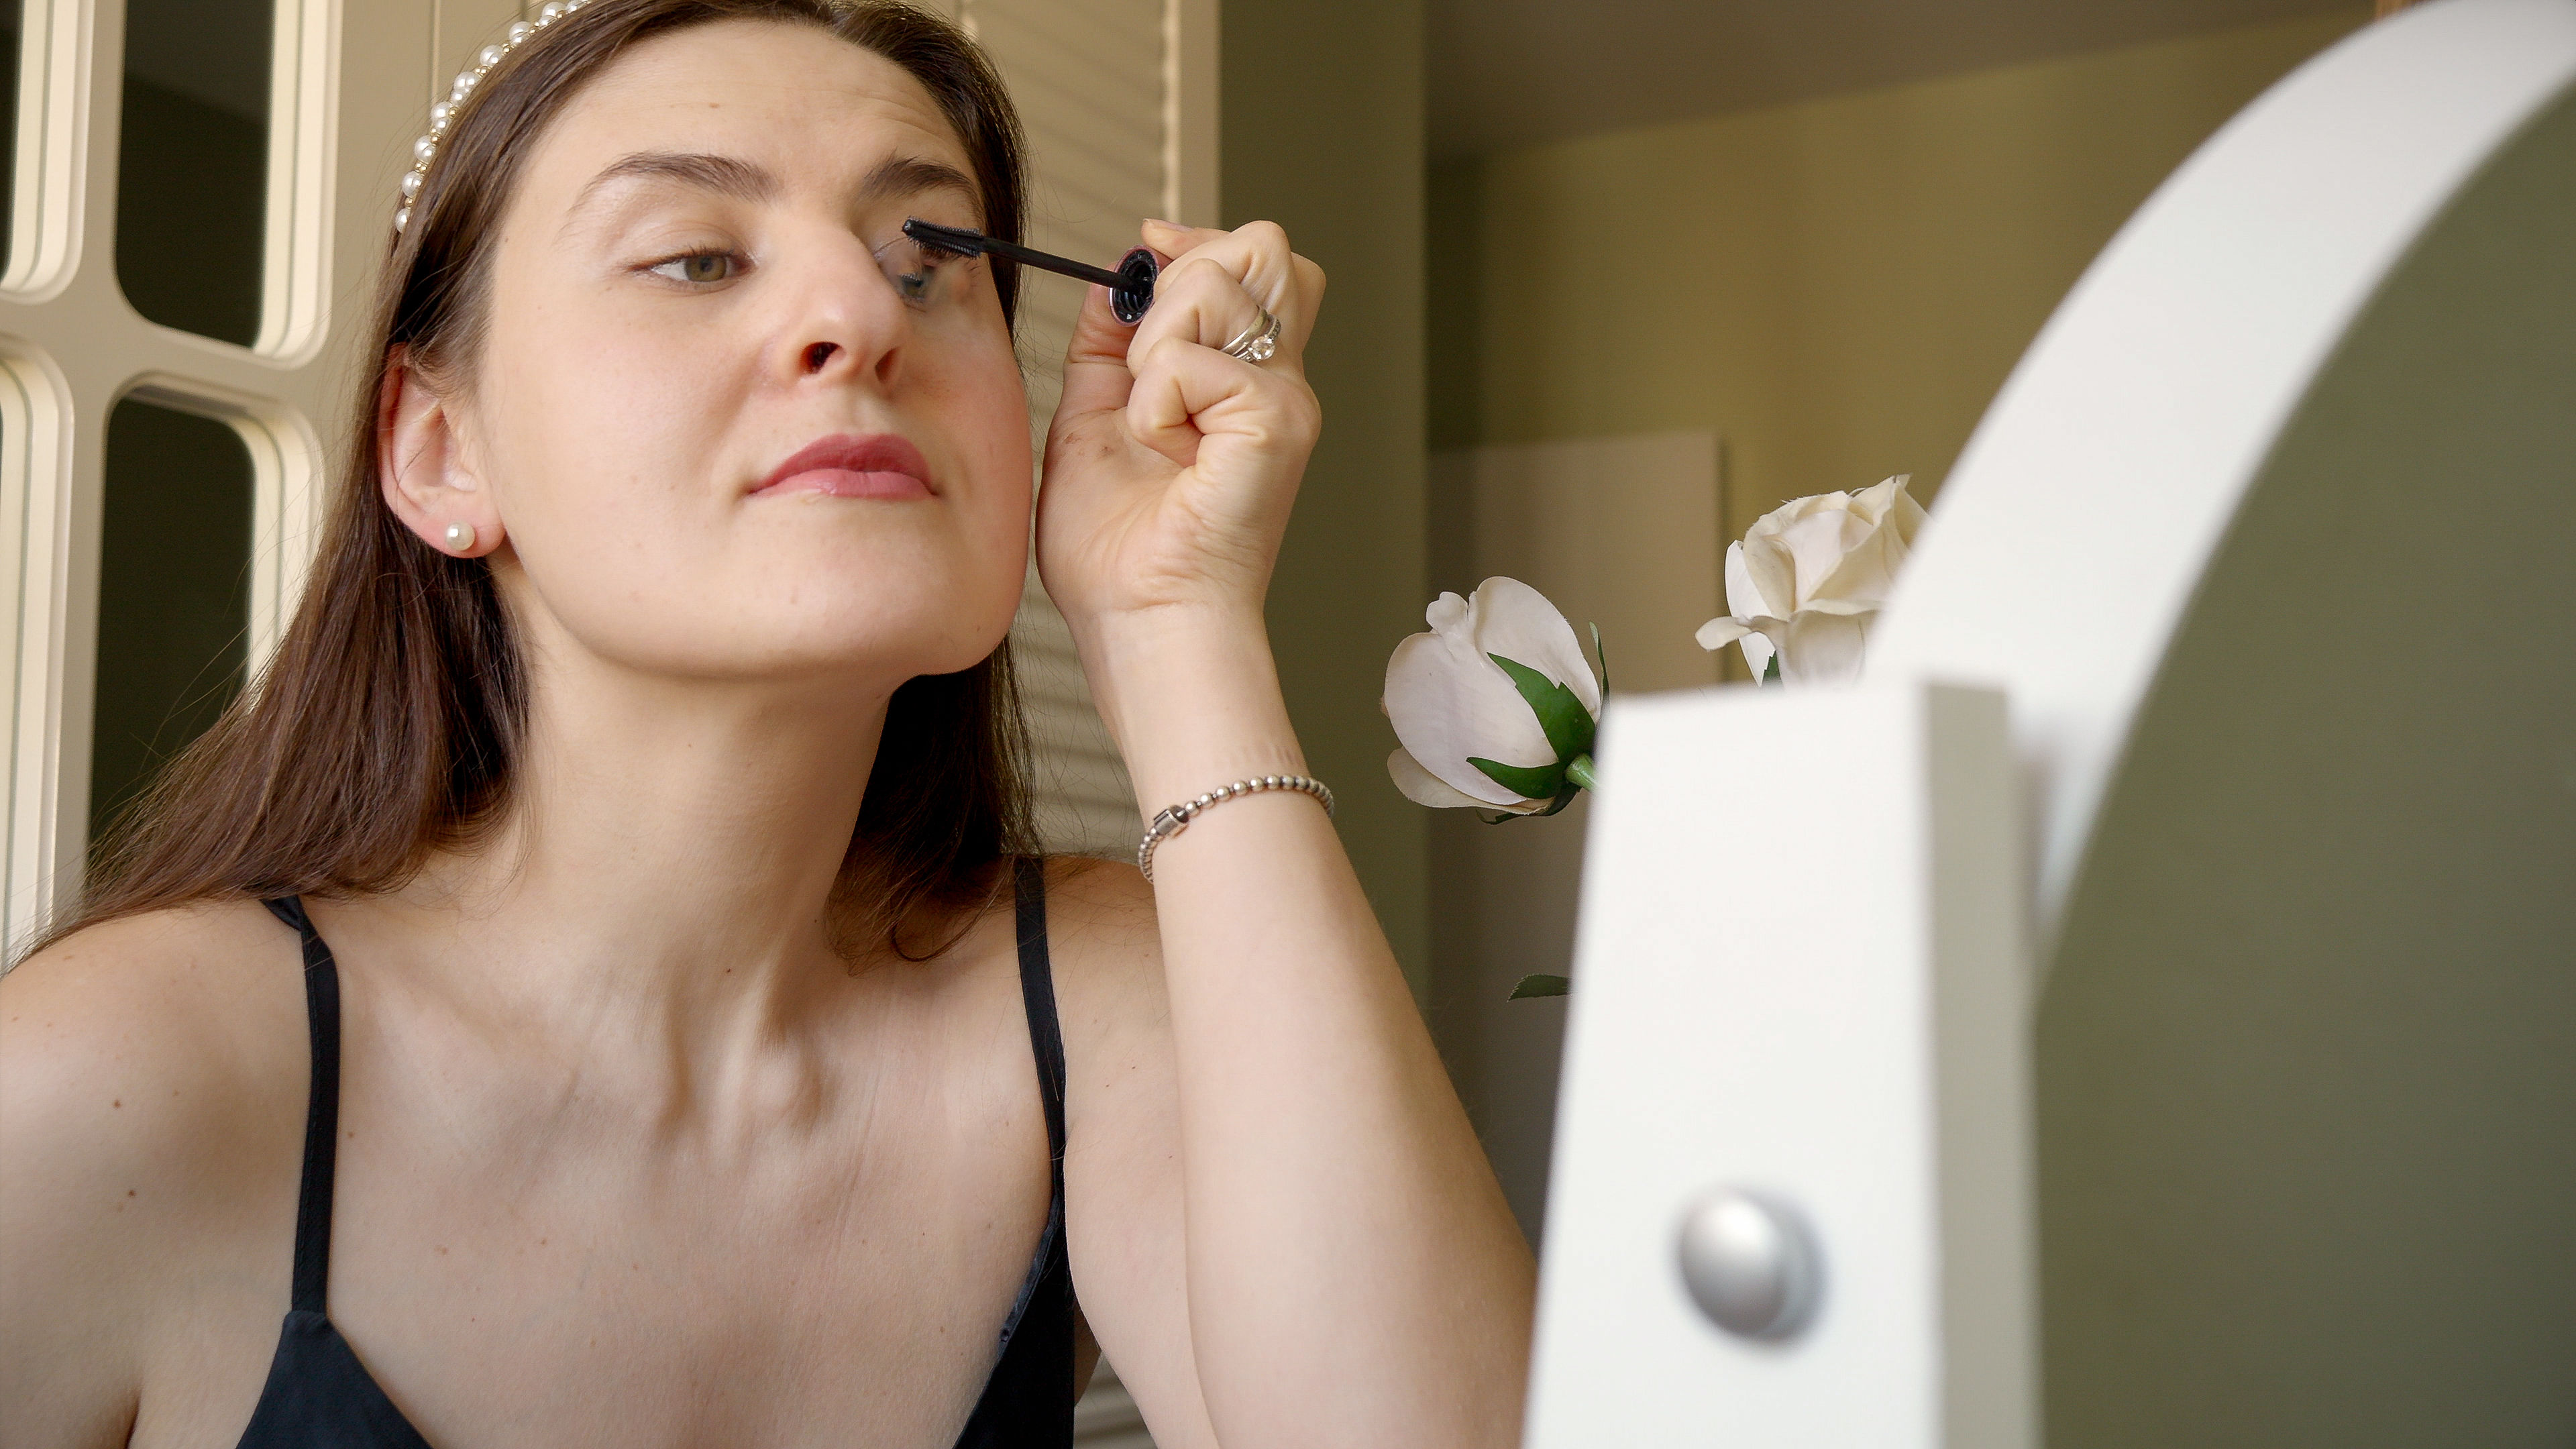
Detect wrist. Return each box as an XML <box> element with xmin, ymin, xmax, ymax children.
<box><xmin>1067</xmin><ymin>596</ymin><xmax>1267</xmax><ymax>659</ymax></box>
<box><xmin>1071</xmin><ymin>604</ymin><xmax>1309</xmax><ymax>818</ymax></box>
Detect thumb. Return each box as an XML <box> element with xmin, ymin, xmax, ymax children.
<box><xmin>1055</xmin><ymin>278</ymin><xmax>1147</xmax><ymax>429</ymax></box>
<box><xmin>1053</xmin><ymin>221</ymin><xmax>1210</xmax><ymax>427</ymax></box>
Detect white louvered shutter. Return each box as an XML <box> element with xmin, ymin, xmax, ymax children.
<box><xmin>950</xmin><ymin>0</ymin><xmax>1216</xmax><ymax>861</ymax></box>
<box><xmin>941</xmin><ymin>1</ymin><xmax>1214</xmax><ymax>1440</ymax></box>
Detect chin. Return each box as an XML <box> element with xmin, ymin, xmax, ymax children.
<box><xmin>521</xmin><ymin>531</ymin><xmax>1024</xmax><ymax>686</ymax></box>
<box><xmin>590</xmin><ymin>621</ymin><xmax>1006</xmax><ymax>692</ymax></box>
<box><xmin>710</xmin><ymin>581</ymin><xmax>1019</xmax><ymax>684</ymax></box>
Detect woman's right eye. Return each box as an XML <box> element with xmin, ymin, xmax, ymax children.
<box><xmin>647</xmin><ymin>251</ymin><xmax>743</xmax><ymax>285</ymax></box>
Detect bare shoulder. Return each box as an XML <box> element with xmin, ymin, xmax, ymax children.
<box><xmin>1039</xmin><ymin>853</ymin><xmax>1157</xmax><ymax>949</ymax></box>
<box><xmin>1037</xmin><ymin>856</ymin><xmax>1163</xmax><ymax>1019</ymax></box>
<box><xmin>2</xmin><ymin>898</ymin><xmax>306</xmax><ymax>1156</ymax></box>
<box><xmin>0</xmin><ymin>899</ymin><xmax>305</xmax><ymax>1438</ymax></box>
<box><xmin>1033</xmin><ymin>857</ymin><xmax>1173</xmax><ymax>1117</ymax></box>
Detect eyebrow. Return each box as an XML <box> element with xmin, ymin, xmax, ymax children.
<box><xmin>857</xmin><ymin>154</ymin><xmax>981</xmax><ymax>220</ymax></box>
<box><xmin>573</xmin><ymin>151</ymin><xmax>781</xmax><ymax>212</ymax></box>
<box><xmin>568</xmin><ymin>150</ymin><xmax>981</xmax><ymax>223</ymax></box>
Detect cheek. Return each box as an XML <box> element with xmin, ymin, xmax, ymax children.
<box><xmin>487</xmin><ymin>364</ymin><xmax>743</xmax><ymax>641</ymax></box>
<box><xmin>466</xmin><ymin>256</ymin><xmax>1036</xmax><ymax>674</ymax></box>
<box><xmin>497</xmin><ymin>299</ymin><xmax>745</xmax><ymax>499</ymax></box>
<box><xmin>481</xmin><ymin>333</ymin><xmax>1032</xmax><ymax>676</ymax></box>
<box><xmin>922</xmin><ymin>329</ymin><xmax>1038</xmax><ymax>604</ymax></box>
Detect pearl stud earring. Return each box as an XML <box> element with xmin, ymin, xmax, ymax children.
<box><xmin>444</xmin><ymin>522</ymin><xmax>478</xmax><ymax>553</ymax></box>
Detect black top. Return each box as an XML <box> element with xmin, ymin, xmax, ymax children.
<box><xmin>236</xmin><ymin>858</ymin><xmax>1076</xmax><ymax>1447</ymax></box>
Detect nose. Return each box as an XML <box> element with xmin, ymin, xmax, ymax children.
<box><xmin>769</xmin><ymin>231</ymin><xmax>907</xmax><ymax>392</ymax></box>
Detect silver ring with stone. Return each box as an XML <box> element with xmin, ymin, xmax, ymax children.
<box><xmin>1219</xmin><ymin>309</ymin><xmax>1282</xmax><ymax>364</ymax></box>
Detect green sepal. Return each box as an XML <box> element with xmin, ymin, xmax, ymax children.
<box><xmin>1465</xmin><ymin>652</ymin><xmax>1597</xmax><ymax>818</ymax></box>
<box><xmin>1762</xmin><ymin>652</ymin><xmax>1781</xmax><ymax>686</ymax></box>
<box><xmin>1467</xmin><ymin>754</ymin><xmax>1565</xmax><ymax>800</ymax></box>
<box><xmin>1473</xmin><ymin>781</ymin><xmax>1581</xmax><ymax>824</ymax></box>
<box><xmin>1589</xmin><ymin>622</ymin><xmax>1611</xmax><ymax>694</ymax></box>
<box><xmin>1509</xmin><ymin>973</ymin><xmax>1570</xmax><ymax>1000</ymax></box>
<box><xmin>1488</xmin><ymin>652</ymin><xmax>1597</xmax><ymax>764</ymax></box>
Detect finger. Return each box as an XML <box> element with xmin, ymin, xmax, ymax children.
<box><xmin>1131</xmin><ymin>256</ymin><xmax>1293</xmax><ymax>382</ymax></box>
<box><xmin>1141</xmin><ymin>217</ymin><xmax>1229</xmax><ymax>256</ymax></box>
<box><xmin>1124</xmin><ymin>334</ymin><xmax>1320</xmax><ymax>466</ymax></box>
<box><xmin>1139</xmin><ymin>220</ymin><xmax>1318</xmax><ymax>351</ymax></box>
<box><xmin>1056</xmin><ymin>219</ymin><xmax>1320</xmax><ymax>428</ymax></box>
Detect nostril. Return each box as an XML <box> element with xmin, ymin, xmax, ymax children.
<box><xmin>802</xmin><ymin>341</ymin><xmax>840</xmax><ymax>373</ymax></box>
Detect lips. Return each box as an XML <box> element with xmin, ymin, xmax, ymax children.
<box><xmin>753</xmin><ymin>433</ymin><xmax>934</xmax><ymax>500</ymax></box>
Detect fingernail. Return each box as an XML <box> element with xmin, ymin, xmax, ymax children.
<box><xmin>1143</xmin><ymin>217</ymin><xmax>1179</xmax><ymax>229</ymax></box>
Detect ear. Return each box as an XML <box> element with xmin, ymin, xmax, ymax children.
<box><xmin>378</xmin><ymin>347</ymin><xmax>504</xmax><ymax>557</ymax></box>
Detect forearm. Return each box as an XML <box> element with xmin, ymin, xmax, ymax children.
<box><xmin>1080</xmin><ymin>606</ymin><xmax>1536</xmax><ymax>1447</ymax></box>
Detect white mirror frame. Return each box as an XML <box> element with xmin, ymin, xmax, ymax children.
<box><xmin>1869</xmin><ymin>0</ymin><xmax>2576</xmax><ymax>966</ymax></box>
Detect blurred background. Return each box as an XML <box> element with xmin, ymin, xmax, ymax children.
<box><xmin>1289</xmin><ymin>0</ymin><xmax>2374</xmax><ymax>1247</ymax></box>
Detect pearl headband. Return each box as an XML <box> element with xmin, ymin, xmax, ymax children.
<box><xmin>396</xmin><ymin>0</ymin><xmax>588</xmax><ymax>233</ymax></box>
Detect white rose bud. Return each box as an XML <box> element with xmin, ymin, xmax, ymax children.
<box><xmin>1695</xmin><ymin>474</ymin><xmax>1926</xmax><ymax>686</ymax></box>
<box><xmin>1385</xmin><ymin>577</ymin><xmax>1603</xmax><ymax>814</ymax></box>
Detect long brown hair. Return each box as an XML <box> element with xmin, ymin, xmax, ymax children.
<box><xmin>45</xmin><ymin>0</ymin><xmax>1034</xmax><ymax>960</ymax></box>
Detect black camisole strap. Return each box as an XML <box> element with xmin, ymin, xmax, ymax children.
<box><xmin>1014</xmin><ymin>855</ymin><xmax>1071</xmax><ymax>1173</ymax></box>
<box><xmin>951</xmin><ymin>857</ymin><xmax>1079</xmax><ymax>1448</ymax></box>
<box><xmin>265</xmin><ymin>895</ymin><xmax>341</xmax><ymax>1316</ymax></box>
<box><xmin>238</xmin><ymin>898</ymin><xmax>433</xmax><ymax>1449</ymax></box>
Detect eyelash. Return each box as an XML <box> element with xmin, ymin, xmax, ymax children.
<box><xmin>885</xmin><ymin>244</ymin><xmax>965</xmax><ymax>305</ymax></box>
<box><xmin>645</xmin><ymin>250</ymin><xmax>747</xmax><ymax>286</ymax></box>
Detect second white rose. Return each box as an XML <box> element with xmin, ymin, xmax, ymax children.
<box><xmin>1695</xmin><ymin>474</ymin><xmax>1925</xmax><ymax>686</ymax></box>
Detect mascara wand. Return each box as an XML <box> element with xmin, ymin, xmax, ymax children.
<box><xmin>903</xmin><ymin>218</ymin><xmax>1160</xmax><ymax>323</ymax></box>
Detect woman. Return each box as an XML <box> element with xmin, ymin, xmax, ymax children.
<box><xmin>0</xmin><ymin>1</ymin><xmax>1534</xmax><ymax>1444</ymax></box>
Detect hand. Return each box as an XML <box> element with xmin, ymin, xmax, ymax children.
<box><xmin>1036</xmin><ymin>220</ymin><xmax>1325</xmax><ymax>634</ymax></box>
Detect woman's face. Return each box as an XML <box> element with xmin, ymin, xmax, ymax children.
<box><xmin>453</xmin><ymin>19</ymin><xmax>1031</xmax><ymax>690</ymax></box>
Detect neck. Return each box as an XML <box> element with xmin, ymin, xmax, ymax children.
<box><xmin>385</xmin><ymin>643</ymin><xmax>898</xmax><ymax>1026</ymax></box>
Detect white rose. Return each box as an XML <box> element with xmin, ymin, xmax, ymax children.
<box><xmin>1695</xmin><ymin>474</ymin><xmax>1925</xmax><ymax>685</ymax></box>
<box><xmin>1385</xmin><ymin>577</ymin><xmax>1603</xmax><ymax>814</ymax></box>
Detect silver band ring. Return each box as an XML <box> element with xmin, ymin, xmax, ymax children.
<box><xmin>1220</xmin><ymin>309</ymin><xmax>1282</xmax><ymax>364</ymax></box>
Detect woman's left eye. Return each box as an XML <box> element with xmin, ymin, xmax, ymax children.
<box><xmin>647</xmin><ymin>252</ymin><xmax>744</xmax><ymax>285</ymax></box>
<box><xmin>894</xmin><ymin>262</ymin><xmax>940</xmax><ymax>301</ymax></box>
<box><xmin>875</xmin><ymin>238</ymin><xmax>967</xmax><ymax>307</ymax></box>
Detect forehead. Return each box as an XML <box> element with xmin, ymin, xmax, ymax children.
<box><xmin>524</xmin><ymin>18</ymin><xmax>977</xmax><ymax>207</ymax></box>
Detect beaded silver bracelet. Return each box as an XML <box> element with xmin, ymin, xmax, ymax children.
<box><xmin>1137</xmin><ymin>774</ymin><xmax>1335</xmax><ymax>883</ymax></box>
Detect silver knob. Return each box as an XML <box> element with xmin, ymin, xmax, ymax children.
<box><xmin>1675</xmin><ymin>1187</ymin><xmax>1823</xmax><ymax>1340</ymax></box>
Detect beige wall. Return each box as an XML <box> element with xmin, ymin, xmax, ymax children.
<box><xmin>1224</xmin><ymin>0</ymin><xmax>1431</xmax><ymax>986</ymax></box>
<box><xmin>1424</xmin><ymin>9</ymin><xmax>2368</xmax><ymax>1242</ymax></box>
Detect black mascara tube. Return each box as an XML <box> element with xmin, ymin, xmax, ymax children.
<box><xmin>904</xmin><ymin>218</ymin><xmax>1161</xmax><ymax>323</ymax></box>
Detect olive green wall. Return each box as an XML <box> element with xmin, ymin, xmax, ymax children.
<box><xmin>1422</xmin><ymin>7</ymin><xmax>2370</xmax><ymax>1244</ymax></box>
<box><xmin>2036</xmin><ymin>83</ymin><xmax>2576</xmax><ymax>1445</ymax></box>
<box><xmin>1224</xmin><ymin>0</ymin><xmax>1430</xmax><ymax>986</ymax></box>
<box><xmin>1428</xmin><ymin>9</ymin><xmax>2369</xmax><ymax>531</ymax></box>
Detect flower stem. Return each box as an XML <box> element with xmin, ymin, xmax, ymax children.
<box><xmin>1565</xmin><ymin>753</ymin><xmax>1599</xmax><ymax>792</ymax></box>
